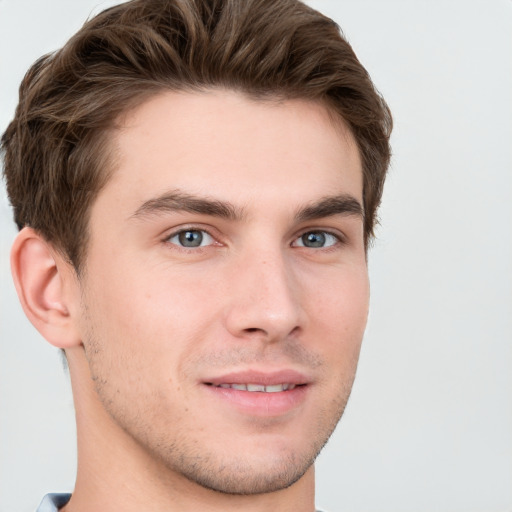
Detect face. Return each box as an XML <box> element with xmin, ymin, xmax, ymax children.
<box><xmin>74</xmin><ymin>90</ymin><xmax>369</xmax><ymax>494</ymax></box>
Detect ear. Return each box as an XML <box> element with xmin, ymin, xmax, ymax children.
<box><xmin>10</xmin><ymin>227</ymin><xmax>82</xmax><ymax>349</ymax></box>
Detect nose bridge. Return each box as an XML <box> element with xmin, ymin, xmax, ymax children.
<box><xmin>224</xmin><ymin>244</ymin><xmax>302</xmax><ymax>341</ymax></box>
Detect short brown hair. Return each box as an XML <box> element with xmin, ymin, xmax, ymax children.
<box><xmin>1</xmin><ymin>0</ymin><xmax>392</xmax><ymax>270</ymax></box>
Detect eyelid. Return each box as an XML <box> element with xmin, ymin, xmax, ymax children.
<box><xmin>292</xmin><ymin>228</ymin><xmax>346</xmax><ymax>248</ymax></box>
<box><xmin>162</xmin><ymin>225</ymin><xmax>222</xmax><ymax>249</ymax></box>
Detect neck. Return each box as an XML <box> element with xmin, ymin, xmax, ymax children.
<box><xmin>62</xmin><ymin>348</ymin><xmax>316</xmax><ymax>512</ymax></box>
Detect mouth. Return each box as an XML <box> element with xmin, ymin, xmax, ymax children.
<box><xmin>206</xmin><ymin>382</ymin><xmax>300</xmax><ymax>392</ymax></box>
<box><xmin>202</xmin><ymin>370</ymin><xmax>310</xmax><ymax>416</ymax></box>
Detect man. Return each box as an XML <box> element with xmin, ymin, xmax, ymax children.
<box><xmin>1</xmin><ymin>0</ymin><xmax>391</xmax><ymax>510</ymax></box>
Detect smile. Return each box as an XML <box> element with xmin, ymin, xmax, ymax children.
<box><xmin>204</xmin><ymin>380</ymin><xmax>309</xmax><ymax>416</ymax></box>
<box><xmin>202</xmin><ymin>369</ymin><xmax>311</xmax><ymax>415</ymax></box>
<box><xmin>208</xmin><ymin>383</ymin><xmax>298</xmax><ymax>392</ymax></box>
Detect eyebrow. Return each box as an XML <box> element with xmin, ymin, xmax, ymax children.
<box><xmin>295</xmin><ymin>194</ymin><xmax>364</xmax><ymax>223</ymax></box>
<box><xmin>131</xmin><ymin>190</ymin><xmax>245</xmax><ymax>221</ymax></box>
<box><xmin>131</xmin><ymin>190</ymin><xmax>363</xmax><ymax>223</ymax></box>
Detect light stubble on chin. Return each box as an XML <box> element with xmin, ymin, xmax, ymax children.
<box><xmin>154</xmin><ymin>389</ymin><xmax>353</xmax><ymax>496</ymax></box>
<box><xmin>80</xmin><ymin>309</ymin><xmax>358</xmax><ymax>495</ymax></box>
<box><xmin>155</xmin><ymin>345</ymin><xmax>357</xmax><ymax>494</ymax></box>
<box><xmin>97</xmin><ymin>367</ymin><xmax>354</xmax><ymax>496</ymax></box>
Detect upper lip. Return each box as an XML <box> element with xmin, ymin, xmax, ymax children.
<box><xmin>203</xmin><ymin>369</ymin><xmax>310</xmax><ymax>386</ymax></box>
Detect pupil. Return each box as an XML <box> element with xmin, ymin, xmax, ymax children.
<box><xmin>179</xmin><ymin>230</ymin><xmax>203</xmax><ymax>247</ymax></box>
<box><xmin>303</xmin><ymin>232</ymin><xmax>325</xmax><ymax>247</ymax></box>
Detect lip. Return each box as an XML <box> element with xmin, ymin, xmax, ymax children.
<box><xmin>202</xmin><ymin>369</ymin><xmax>311</xmax><ymax>417</ymax></box>
<box><xmin>204</xmin><ymin>369</ymin><xmax>310</xmax><ymax>387</ymax></box>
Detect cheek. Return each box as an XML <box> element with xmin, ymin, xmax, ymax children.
<box><xmin>306</xmin><ymin>264</ymin><xmax>369</xmax><ymax>358</ymax></box>
<box><xmin>81</xmin><ymin>259</ymin><xmax>223</xmax><ymax>362</ymax></box>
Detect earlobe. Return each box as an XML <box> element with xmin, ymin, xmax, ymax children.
<box><xmin>10</xmin><ymin>227</ymin><xmax>82</xmax><ymax>349</ymax></box>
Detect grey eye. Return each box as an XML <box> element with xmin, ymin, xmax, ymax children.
<box><xmin>168</xmin><ymin>230</ymin><xmax>214</xmax><ymax>248</ymax></box>
<box><xmin>294</xmin><ymin>231</ymin><xmax>338</xmax><ymax>248</ymax></box>
<box><xmin>179</xmin><ymin>230</ymin><xmax>203</xmax><ymax>247</ymax></box>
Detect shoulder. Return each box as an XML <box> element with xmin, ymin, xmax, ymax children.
<box><xmin>35</xmin><ymin>494</ymin><xmax>72</xmax><ymax>512</ymax></box>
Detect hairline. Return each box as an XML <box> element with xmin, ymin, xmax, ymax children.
<box><xmin>72</xmin><ymin>85</ymin><xmax>365</xmax><ymax>275</ymax></box>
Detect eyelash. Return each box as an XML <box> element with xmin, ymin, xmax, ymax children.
<box><xmin>292</xmin><ymin>230</ymin><xmax>344</xmax><ymax>250</ymax></box>
<box><xmin>163</xmin><ymin>226</ymin><xmax>219</xmax><ymax>252</ymax></box>
<box><xmin>162</xmin><ymin>226</ymin><xmax>345</xmax><ymax>252</ymax></box>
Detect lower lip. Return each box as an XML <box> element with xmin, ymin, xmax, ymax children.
<box><xmin>204</xmin><ymin>385</ymin><xmax>309</xmax><ymax>417</ymax></box>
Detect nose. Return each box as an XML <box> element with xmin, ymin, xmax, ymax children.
<box><xmin>223</xmin><ymin>249</ymin><xmax>303</xmax><ymax>343</ymax></box>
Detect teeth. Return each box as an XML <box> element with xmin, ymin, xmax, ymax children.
<box><xmin>247</xmin><ymin>384</ymin><xmax>265</xmax><ymax>392</ymax></box>
<box><xmin>265</xmin><ymin>384</ymin><xmax>285</xmax><ymax>393</ymax></box>
<box><xmin>215</xmin><ymin>383</ymin><xmax>298</xmax><ymax>392</ymax></box>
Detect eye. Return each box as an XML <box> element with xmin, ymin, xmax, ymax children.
<box><xmin>166</xmin><ymin>229</ymin><xmax>215</xmax><ymax>248</ymax></box>
<box><xmin>293</xmin><ymin>231</ymin><xmax>339</xmax><ymax>248</ymax></box>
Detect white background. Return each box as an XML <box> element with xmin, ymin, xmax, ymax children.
<box><xmin>1</xmin><ymin>1</ymin><xmax>511</xmax><ymax>511</ymax></box>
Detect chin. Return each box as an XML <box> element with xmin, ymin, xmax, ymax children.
<box><xmin>152</xmin><ymin>425</ymin><xmax>333</xmax><ymax>496</ymax></box>
<box><xmin>172</xmin><ymin>451</ymin><xmax>315</xmax><ymax>495</ymax></box>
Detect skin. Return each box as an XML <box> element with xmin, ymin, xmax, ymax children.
<box><xmin>12</xmin><ymin>89</ymin><xmax>369</xmax><ymax>512</ymax></box>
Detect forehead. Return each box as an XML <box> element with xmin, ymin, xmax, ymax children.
<box><xmin>97</xmin><ymin>89</ymin><xmax>362</xmax><ymax>216</ymax></box>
